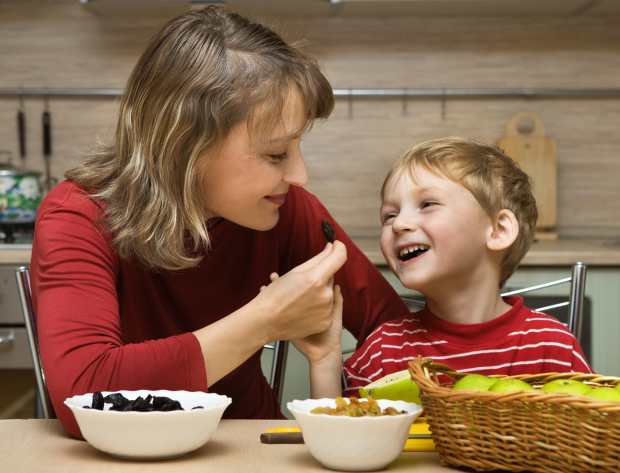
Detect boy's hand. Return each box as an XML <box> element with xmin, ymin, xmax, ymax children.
<box><xmin>290</xmin><ymin>285</ymin><xmax>343</xmax><ymax>365</ymax></box>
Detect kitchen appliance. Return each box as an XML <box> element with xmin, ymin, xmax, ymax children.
<box><xmin>0</xmin><ymin>151</ymin><xmax>42</xmax><ymax>243</ymax></box>
<box><xmin>0</xmin><ymin>264</ymin><xmax>36</xmax><ymax>419</ymax></box>
<box><xmin>496</xmin><ymin>112</ymin><xmax>558</xmax><ymax>239</ymax></box>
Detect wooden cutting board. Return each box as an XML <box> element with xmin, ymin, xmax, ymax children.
<box><xmin>496</xmin><ymin>112</ymin><xmax>557</xmax><ymax>235</ymax></box>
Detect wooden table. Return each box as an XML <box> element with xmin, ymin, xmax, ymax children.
<box><xmin>0</xmin><ymin>419</ymin><xmax>454</xmax><ymax>472</ymax></box>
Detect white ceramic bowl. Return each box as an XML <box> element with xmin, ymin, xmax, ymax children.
<box><xmin>65</xmin><ymin>390</ymin><xmax>231</xmax><ymax>460</ymax></box>
<box><xmin>287</xmin><ymin>398</ymin><xmax>423</xmax><ymax>472</ymax></box>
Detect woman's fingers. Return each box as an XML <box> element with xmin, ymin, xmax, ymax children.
<box><xmin>289</xmin><ymin>241</ymin><xmax>334</xmax><ymax>274</ymax></box>
<box><xmin>311</xmin><ymin>241</ymin><xmax>347</xmax><ymax>282</ymax></box>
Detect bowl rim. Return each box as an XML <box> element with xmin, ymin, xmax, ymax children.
<box><xmin>64</xmin><ymin>389</ymin><xmax>232</xmax><ymax>414</ymax></box>
<box><xmin>287</xmin><ymin>397</ymin><xmax>423</xmax><ymax>420</ymax></box>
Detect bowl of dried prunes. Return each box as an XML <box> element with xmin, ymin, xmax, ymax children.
<box><xmin>64</xmin><ymin>390</ymin><xmax>231</xmax><ymax>460</ymax></box>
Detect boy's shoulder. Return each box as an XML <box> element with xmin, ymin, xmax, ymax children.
<box><xmin>514</xmin><ymin>302</ymin><xmax>577</xmax><ymax>335</ymax></box>
<box><xmin>366</xmin><ymin>310</ymin><xmax>425</xmax><ymax>339</ymax></box>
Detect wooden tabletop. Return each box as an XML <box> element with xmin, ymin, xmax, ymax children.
<box><xmin>0</xmin><ymin>419</ymin><xmax>453</xmax><ymax>472</ymax></box>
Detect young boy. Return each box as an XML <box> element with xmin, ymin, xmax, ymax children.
<box><xmin>294</xmin><ymin>137</ymin><xmax>591</xmax><ymax>399</ymax></box>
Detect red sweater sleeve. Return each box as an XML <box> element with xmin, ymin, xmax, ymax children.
<box><xmin>30</xmin><ymin>182</ymin><xmax>208</xmax><ymax>438</ymax></box>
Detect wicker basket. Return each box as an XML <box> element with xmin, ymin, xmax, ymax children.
<box><xmin>408</xmin><ymin>357</ymin><xmax>620</xmax><ymax>472</ymax></box>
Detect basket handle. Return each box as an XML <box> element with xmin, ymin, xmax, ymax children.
<box><xmin>409</xmin><ymin>357</ymin><xmax>441</xmax><ymax>389</ymax></box>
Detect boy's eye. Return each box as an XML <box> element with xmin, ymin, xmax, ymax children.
<box><xmin>421</xmin><ymin>200</ymin><xmax>437</xmax><ymax>209</ymax></box>
<box><xmin>381</xmin><ymin>213</ymin><xmax>397</xmax><ymax>224</ymax></box>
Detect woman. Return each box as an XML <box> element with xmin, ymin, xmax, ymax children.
<box><xmin>30</xmin><ymin>6</ymin><xmax>409</xmax><ymax>438</ymax></box>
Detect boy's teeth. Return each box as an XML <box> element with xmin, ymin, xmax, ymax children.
<box><xmin>399</xmin><ymin>245</ymin><xmax>429</xmax><ymax>257</ymax></box>
<box><xmin>398</xmin><ymin>245</ymin><xmax>430</xmax><ymax>261</ymax></box>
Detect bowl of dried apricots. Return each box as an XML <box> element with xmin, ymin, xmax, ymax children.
<box><xmin>287</xmin><ymin>396</ymin><xmax>422</xmax><ymax>471</ymax></box>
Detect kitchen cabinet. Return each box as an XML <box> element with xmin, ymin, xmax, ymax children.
<box><xmin>0</xmin><ymin>263</ymin><xmax>36</xmax><ymax>419</ymax></box>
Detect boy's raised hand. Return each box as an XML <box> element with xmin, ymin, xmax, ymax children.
<box><xmin>290</xmin><ymin>284</ymin><xmax>343</xmax><ymax>365</ymax></box>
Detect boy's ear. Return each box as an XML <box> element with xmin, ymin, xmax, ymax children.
<box><xmin>487</xmin><ymin>209</ymin><xmax>518</xmax><ymax>251</ymax></box>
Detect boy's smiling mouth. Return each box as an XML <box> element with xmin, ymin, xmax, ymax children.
<box><xmin>398</xmin><ymin>244</ymin><xmax>430</xmax><ymax>262</ymax></box>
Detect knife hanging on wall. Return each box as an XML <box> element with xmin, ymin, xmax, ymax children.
<box><xmin>43</xmin><ymin>97</ymin><xmax>52</xmax><ymax>192</ymax></box>
<box><xmin>18</xmin><ymin>91</ymin><xmax>26</xmax><ymax>161</ymax></box>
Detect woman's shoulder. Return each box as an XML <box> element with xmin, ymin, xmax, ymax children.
<box><xmin>38</xmin><ymin>180</ymin><xmax>105</xmax><ymax>219</ymax></box>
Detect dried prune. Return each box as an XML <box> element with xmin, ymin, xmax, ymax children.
<box><xmin>90</xmin><ymin>392</ymin><xmax>191</xmax><ymax>412</ymax></box>
<box><xmin>153</xmin><ymin>396</ymin><xmax>183</xmax><ymax>411</ymax></box>
<box><xmin>321</xmin><ymin>219</ymin><xmax>335</xmax><ymax>244</ymax></box>
<box><xmin>103</xmin><ymin>392</ymin><xmax>130</xmax><ymax>410</ymax></box>
<box><xmin>118</xmin><ymin>396</ymin><xmax>153</xmax><ymax>412</ymax></box>
<box><xmin>92</xmin><ymin>391</ymin><xmax>105</xmax><ymax>410</ymax></box>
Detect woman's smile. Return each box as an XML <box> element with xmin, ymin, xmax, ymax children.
<box><xmin>264</xmin><ymin>192</ymin><xmax>288</xmax><ymax>206</ymax></box>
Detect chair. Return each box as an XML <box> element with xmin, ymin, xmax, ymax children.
<box><xmin>402</xmin><ymin>262</ymin><xmax>587</xmax><ymax>343</ymax></box>
<box><xmin>268</xmin><ymin>262</ymin><xmax>587</xmax><ymax>396</ymax></box>
<box><xmin>15</xmin><ymin>266</ymin><xmax>56</xmax><ymax>419</ymax></box>
<box><xmin>264</xmin><ymin>340</ymin><xmax>288</xmax><ymax>403</ymax></box>
<box><xmin>501</xmin><ymin>261</ymin><xmax>587</xmax><ymax>343</ymax></box>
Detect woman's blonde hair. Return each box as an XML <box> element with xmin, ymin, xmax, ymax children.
<box><xmin>66</xmin><ymin>6</ymin><xmax>334</xmax><ymax>271</ymax></box>
<box><xmin>381</xmin><ymin>137</ymin><xmax>538</xmax><ymax>288</ymax></box>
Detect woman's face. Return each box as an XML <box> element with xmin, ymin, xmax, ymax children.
<box><xmin>198</xmin><ymin>91</ymin><xmax>308</xmax><ymax>231</ymax></box>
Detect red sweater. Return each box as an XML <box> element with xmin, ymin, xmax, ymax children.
<box><xmin>31</xmin><ymin>181</ymin><xmax>409</xmax><ymax>438</ymax></box>
<box><xmin>343</xmin><ymin>296</ymin><xmax>592</xmax><ymax>395</ymax></box>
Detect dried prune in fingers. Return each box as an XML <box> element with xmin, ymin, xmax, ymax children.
<box><xmin>321</xmin><ymin>219</ymin><xmax>335</xmax><ymax>244</ymax></box>
<box><xmin>92</xmin><ymin>391</ymin><xmax>105</xmax><ymax>410</ymax></box>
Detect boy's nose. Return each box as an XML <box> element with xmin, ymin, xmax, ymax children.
<box><xmin>392</xmin><ymin>214</ymin><xmax>417</xmax><ymax>234</ymax></box>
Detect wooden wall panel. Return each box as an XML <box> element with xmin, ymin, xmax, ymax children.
<box><xmin>1</xmin><ymin>1</ymin><xmax>619</xmax><ymax>239</ymax></box>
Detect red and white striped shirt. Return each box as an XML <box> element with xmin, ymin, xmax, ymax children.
<box><xmin>343</xmin><ymin>296</ymin><xmax>592</xmax><ymax>395</ymax></box>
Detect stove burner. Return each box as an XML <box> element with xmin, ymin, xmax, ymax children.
<box><xmin>0</xmin><ymin>222</ymin><xmax>35</xmax><ymax>244</ymax></box>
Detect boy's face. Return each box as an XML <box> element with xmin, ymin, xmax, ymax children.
<box><xmin>379</xmin><ymin>169</ymin><xmax>495</xmax><ymax>298</ymax></box>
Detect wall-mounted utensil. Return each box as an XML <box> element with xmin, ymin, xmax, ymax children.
<box><xmin>496</xmin><ymin>111</ymin><xmax>558</xmax><ymax>240</ymax></box>
<box><xmin>43</xmin><ymin>96</ymin><xmax>53</xmax><ymax>192</ymax></box>
<box><xmin>17</xmin><ymin>91</ymin><xmax>26</xmax><ymax>161</ymax></box>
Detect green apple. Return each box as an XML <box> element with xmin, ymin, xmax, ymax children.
<box><xmin>584</xmin><ymin>388</ymin><xmax>620</xmax><ymax>402</ymax></box>
<box><xmin>453</xmin><ymin>374</ymin><xmax>499</xmax><ymax>392</ymax></box>
<box><xmin>488</xmin><ymin>378</ymin><xmax>536</xmax><ymax>393</ymax></box>
<box><xmin>540</xmin><ymin>379</ymin><xmax>592</xmax><ymax>396</ymax></box>
<box><xmin>359</xmin><ymin>369</ymin><xmax>420</xmax><ymax>404</ymax></box>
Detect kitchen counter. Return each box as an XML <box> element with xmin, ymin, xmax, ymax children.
<box><xmin>352</xmin><ymin>237</ymin><xmax>620</xmax><ymax>267</ymax></box>
<box><xmin>2</xmin><ymin>238</ymin><xmax>620</xmax><ymax>266</ymax></box>
<box><xmin>1</xmin><ymin>419</ymin><xmax>449</xmax><ymax>472</ymax></box>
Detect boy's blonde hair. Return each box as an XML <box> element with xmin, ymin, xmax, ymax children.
<box><xmin>66</xmin><ymin>6</ymin><xmax>334</xmax><ymax>271</ymax></box>
<box><xmin>381</xmin><ymin>137</ymin><xmax>538</xmax><ymax>288</ymax></box>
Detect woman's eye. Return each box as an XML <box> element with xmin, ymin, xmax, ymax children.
<box><xmin>269</xmin><ymin>152</ymin><xmax>288</xmax><ymax>162</ymax></box>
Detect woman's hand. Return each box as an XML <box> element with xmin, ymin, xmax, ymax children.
<box><xmin>255</xmin><ymin>241</ymin><xmax>347</xmax><ymax>343</ymax></box>
<box><xmin>193</xmin><ymin>241</ymin><xmax>346</xmax><ymax>388</ymax></box>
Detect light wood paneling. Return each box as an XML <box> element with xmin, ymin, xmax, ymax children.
<box><xmin>1</xmin><ymin>1</ymin><xmax>620</xmax><ymax>239</ymax></box>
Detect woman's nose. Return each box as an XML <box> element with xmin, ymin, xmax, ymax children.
<box><xmin>283</xmin><ymin>145</ymin><xmax>308</xmax><ymax>187</ymax></box>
